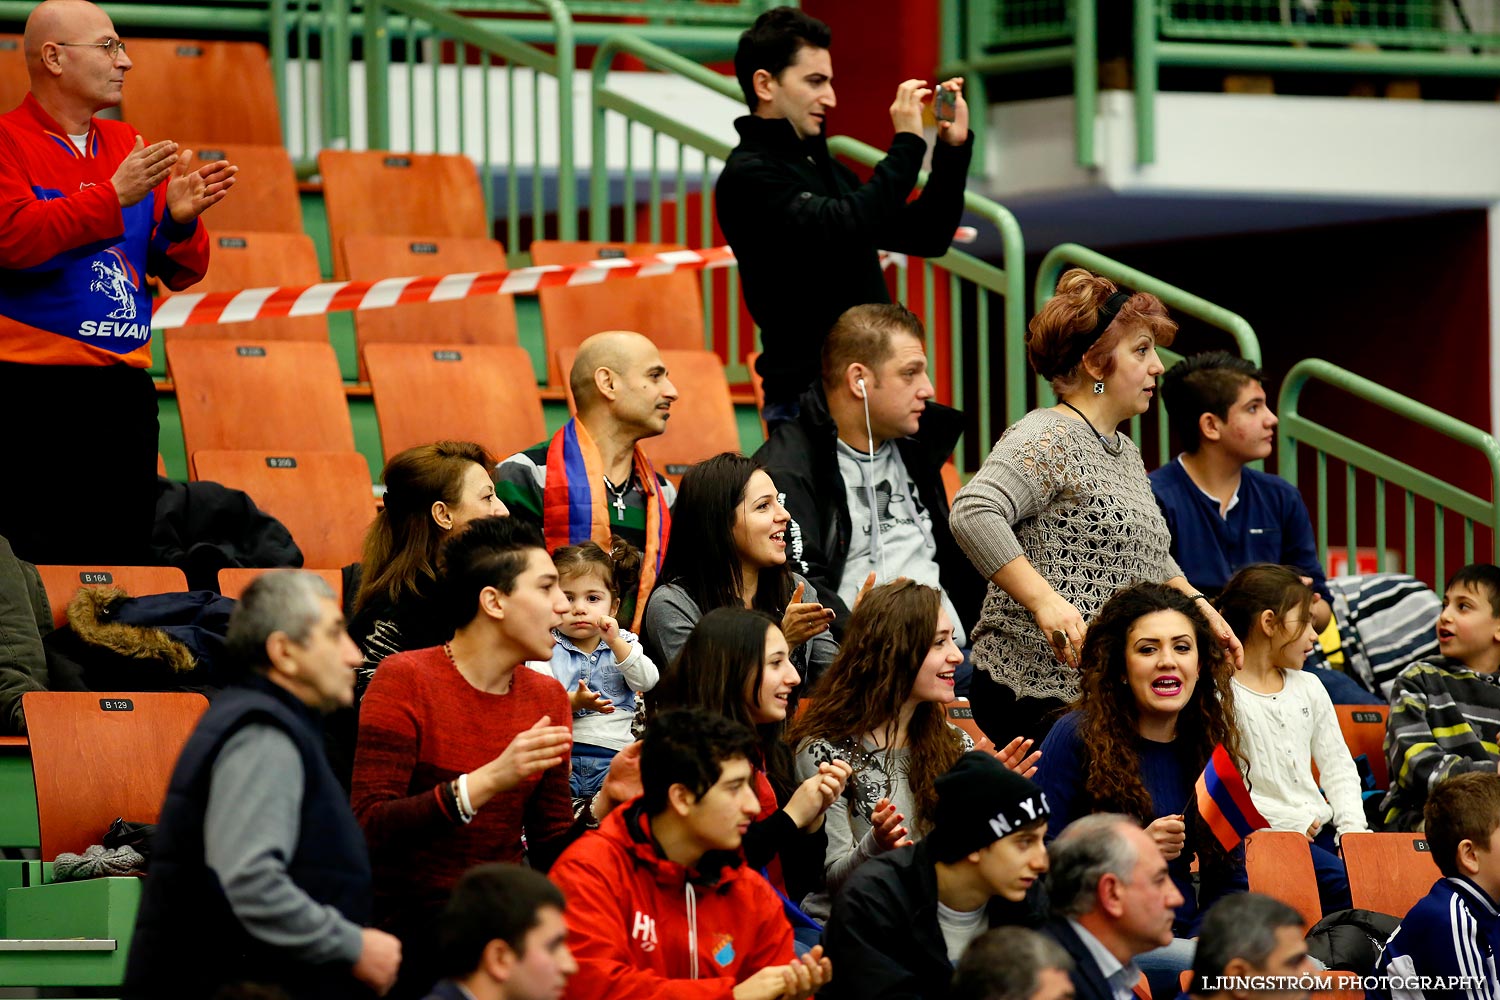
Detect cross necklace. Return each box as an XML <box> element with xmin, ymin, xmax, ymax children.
<box><xmin>601</xmin><ymin>473</ymin><xmax>631</xmax><ymax>518</ymax></box>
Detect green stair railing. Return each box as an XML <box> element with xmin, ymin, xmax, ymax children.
<box><xmin>1279</xmin><ymin>358</ymin><xmax>1500</xmax><ymax>588</ymax></box>
<box><xmin>590</xmin><ymin>34</ymin><xmax>1030</xmax><ymax>465</ymax></box>
<box><xmin>1034</xmin><ymin>241</ymin><xmax>1261</xmax><ymax>467</ymax></box>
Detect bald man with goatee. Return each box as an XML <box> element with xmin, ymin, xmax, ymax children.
<box><xmin>495</xmin><ymin>331</ymin><xmax>679</xmax><ymax>625</ymax></box>
<box><xmin>0</xmin><ymin>0</ymin><xmax>237</xmax><ymax>564</ymax></box>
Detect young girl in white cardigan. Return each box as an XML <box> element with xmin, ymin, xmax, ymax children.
<box><xmin>1217</xmin><ymin>563</ymin><xmax>1368</xmax><ymax>914</ymax></box>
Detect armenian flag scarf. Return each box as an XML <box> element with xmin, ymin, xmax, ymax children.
<box><xmin>542</xmin><ymin>417</ymin><xmax>669</xmax><ymax>629</ymax></box>
<box><xmin>1193</xmin><ymin>743</ymin><xmax>1269</xmax><ymax>852</ymax></box>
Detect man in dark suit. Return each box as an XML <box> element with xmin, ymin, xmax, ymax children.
<box><xmin>1041</xmin><ymin>815</ymin><xmax>1183</xmax><ymax>1000</ymax></box>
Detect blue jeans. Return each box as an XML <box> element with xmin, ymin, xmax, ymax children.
<box><xmin>1137</xmin><ymin>936</ymin><xmax>1195</xmax><ymax>1000</ymax></box>
<box><xmin>1311</xmin><ymin>826</ymin><xmax>1353</xmax><ymax>914</ymax></box>
<box><xmin>1306</xmin><ymin>664</ymin><xmax>1383</xmax><ymax>705</ymax></box>
<box><xmin>570</xmin><ymin>743</ymin><xmax>617</xmax><ymax>799</ymax></box>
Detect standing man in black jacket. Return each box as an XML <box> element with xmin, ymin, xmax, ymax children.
<box><xmin>715</xmin><ymin>5</ymin><xmax>974</xmax><ymax>426</ymax></box>
<box><xmin>820</xmin><ymin>752</ymin><xmax>1052</xmax><ymax>1000</ymax></box>
<box><xmin>753</xmin><ymin>303</ymin><xmax>985</xmax><ymax>650</ymax></box>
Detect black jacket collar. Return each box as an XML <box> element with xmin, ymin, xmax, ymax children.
<box><xmin>733</xmin><ymin>114</ymin><xmax>829</xmax><ymax>159</ymax></box>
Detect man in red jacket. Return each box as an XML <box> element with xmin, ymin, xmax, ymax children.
<box><xmin>0</xmin><ymin>0</ymin><xmax>236</xmax><ymax>564</ymax></box>
<box><xmin>549</xmin><ymin>708</ymin><xmax>833</xmax><ymax>1000</ymax></box>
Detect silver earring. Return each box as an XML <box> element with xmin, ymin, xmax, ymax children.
<box><xmin>1092</xmin><ymin>381</ymin><xmax>1105</xmax><ymax>395</ymax></box>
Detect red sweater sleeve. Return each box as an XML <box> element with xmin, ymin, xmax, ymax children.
<box><xmin>0</xmin><ymin>128</ymin><xmax>122</xmax><ymax>270</ymax></box>
<box><xmin>553</xmin><ymin>845</ymin><xmax>735</xmax><ymax>1000</ymax></box>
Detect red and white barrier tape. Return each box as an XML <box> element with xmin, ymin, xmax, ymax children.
<box><xmin>149</xmin><ymin>245</ymin><xmax>739</xmax><ymax>330</ymax></box>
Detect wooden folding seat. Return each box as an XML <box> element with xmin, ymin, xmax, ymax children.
<box><xmin>363</xmin><ymin>342</ymin><xmax>545</xmax><ymax>463</ymax></box>
<box><xmin>1245</xmin><ymin>830</ymin><xmax>1322</xmax><ymax>929</ymax></box>
<box><xmin>35</xmin><ymin>566</ymin><xmax>190</xmax><ymax>630</ymax></box>
<box><xmin>318</xmin><ymin>151</ymin><xmax>489</xmax><ymax>276</ymax></box>
<box><xmin>1342</xmin><ymin>832</ymin><xmax>1440</xmax><ymax>918</ymax></box>
<box><xmin>532</xmin><ymin>241</ymin><xmax>705</xmax><ymax>386</ymax></box>
<box><xmin>558</xmin><ymin>346</ymin><xmax>737</xmax><ymax>485</ymax></box>
<box><xmin>165</xmin><ymin>231</ymin><xmax>327</xmax><ymax>343</ymax></box>
<box><xmin>193</xmin><ymin>451</ymin><xmax>376</xmax><ymax>569</ymax></box>
<box><xmin>0</xmin><ymin>692</ymin><xmax>208</xmax><ymax>987</ymax></box>
<box><xmin>1335</xmin><ymin>702</ymin><xmax>1390</xmax><ymax>790</ymax></box>
<box><xmin>0</xmin><ymin>35</ymin><xmax>26</xmax><ymax>114</ymax></box>
<box><xmin>944</xmin><ymin>698</ymin><xmax>985</xmax><ymax>746</ymax></box>
<box><xmin>218</xmin><ymin>567</ymin><xmax>345</xmax><ymax>604</ymax></box>
<box><xmin>120</xmin><ymin>39</ymin><xmax>281</xmax><ymax>144</ymax></box>
<box><xmin>339</xmin><ymin>235</ymin><xmax>518</xmax><ymax>378</ymax></box>
<box><xmin>166</xmin><ymin>339</ymin><xmax>354</xmax><ymax>473</ymax></box>
<box><xmin>181</xmin><ymin>143</ymin><xmax>303</xmax><ymax>234</ymax></box>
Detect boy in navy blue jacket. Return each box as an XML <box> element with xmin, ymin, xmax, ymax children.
<box><xmin>1372</xmin><ymin>771</ymin><xmax>1500</xmax><ymax>999</ymax></box>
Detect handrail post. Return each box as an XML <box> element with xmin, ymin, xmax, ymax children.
<box><xmin>547</xmin><ymin>0</ymin><xmax>577</xmax><ymax>240</ymax></box>
<box><xmin>1134</xmin><ymin>0</ymin><xmax>1156</xmax><ymax>165</ymax></box>
<box><xmin>1074</xmin><ymin>0</ymin><xmax>1096</xmax><ymax>168</ymax></box>
<box><xmin>269</xmin><ymin>0</ymin><xmax>290</xmax><ymax>149</ymax></box>
<box><xmin>364</xmin><ymin>1</ymin><xmax>390</xmax><ymax>151</ymax></box>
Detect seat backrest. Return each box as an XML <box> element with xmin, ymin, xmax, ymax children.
<box><xmin>1245</xmin><ymin>830</ymin><xmax>1322</xmax><ymax>930</ymax></box>
<box><xmin>0</xmin><ymin>34</ymin><xmax>26</xmax><ymax>115</ymax></box>
<box><xmin>531</xmin><ymin>241</ymin><xmax>705</xmax><ymax>385</ymax></box>
<box><xmin>167</xmin><ymin>339</ymin><xmax>355</xmax><ymax>469</ymax></box>
<box><xmin>217</xmin><ymin>567</ymin><xmax>345</xmax><ymax>604</ymax></box>
<box><xmin>192</xmin><ymin>451</ymin><xmax>376</xmax><ymax>569</ymax></box>
<box><xmin>23</xmin><ymin>691</ymin><xmax>208</xmax><ymax>861</ymax></box>
<box><xmin>1335</xmin><ymin>703</ymin><xmax>1390</xmax><ymax>790</ymax></box>
<box><xmin>318</xmin><ymin>151</ymin><xmax>489</xmax><ymax>276</ymax></box>
<box><xmin>36</xmin><ymin>565</ymin><xmax>190</xmax><ymax>630</ymax></box>
<box><xmin>120</xmin><ymin>39</ymin><xmax>282</xmax><ymax>144</ymax></box>
<box><xmin>166</xmin><ymin>231</ymin><xmax>327</xmax><ymax>343</ymax></box>
<box><xmin>340</xmin><ymin>235</ymin><xmax>518</xmax><ymax>378</ymax></box>
<box><xmin>182</xmin><ymin>143</ymin><xmax>303</xmax><ymax>234</ymax></box>
<box><xmin>363</xmin><ymin>342</ymin><xmax>546</xmax><ymax>463</ymax></box>
<box><xmin>944</xmin><ymin>698</ymin><xmax>986</xmax><ymax>746</ymax></box>
<box><xmin>556</xmin><ymin>347</ymin><xmax>737</xmax><ymax>485</ymax></box>
<box><xmin>1342</xmin><ymin>832</ymin><xmax>1440</xmax><ymax>918</ymax></box>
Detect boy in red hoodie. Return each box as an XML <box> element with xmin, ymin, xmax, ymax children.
<box><xmin>550</xmin><ymin>708</ymin><xmax>832</xmax><ymax>1000</ymax></box>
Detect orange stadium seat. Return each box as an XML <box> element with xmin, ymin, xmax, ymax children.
<box><xmin>192</xmin><ymin>451</ymin><xmax>376</xmax><ymax>569</ymax></box>
<box><xmin>1342</xmin><ymin>832</ymin><xmax>1440</xmax><ymax>918</ymax></box>
<box><xmin>557</xmin><ymin>346</ymin><xmax>737</xmax><ymax>484</ymax></box>
<box><xmin>183</xmin><ymin>143</ymin><xmax>303</xmax><ymax>234</ymax></box>
<box><xmin>218</xmin><ymin>567</ymin><xmax>345</xmax><ymax>604</ymax></box>
<box><xmin>318</xmin><ymin>151</ymin><xmax>489</xmax><ymax>276</ymax></box>
<box><xmin>363</xmin><ymin>342</ymin><xmax>546</xmax><ymax>463</ymax></box>
<box><xmin>23</xmin><ymin>691</ymin><xmax>207</xmax><ymax>860</ymax></box>
<box><xmin>339</xmin><ymin>235</ymin><xmax>518</xmax><ymax>378</ymax></box>
<box><xmin>120</xmin><ymin>39</ymin><xmax>281</xmax><ymax>145</ymax></box>
<box><xmin>36</xmin><ymin>565</ymin><xmax>190</xmax><ymax>630</ymax></box>
<box><xmin>165</xmin><ymin>231</ymin><xmax>327</xmax><ymax>343</ymax></box>
<box><xmin>532</xmin><ymin>241</ymin><xmax>705</xmax><ymax>386</ymax></box>
<box><xmin>1335</xmin><ymin>703</ymin><xmax>1390</xmax><ymax>790</ymax></box>
<box><xmin>0</xmin><ymin>34</ymin><xmax>26</xmax><ymax>114</ymax></box>
<box><xmin>1244</xmin><ymin>830</ymin><xmax>1322</xmax><ymax>930</ymax></box>
<box><xmin>944</xmin><ymin>698</ymin><xmax>985</xmax><ymax>745</ymax></box>
<box><xmin>167</xmin><ymin>339</ymin><xmax>354</xmax><ymax>472</ymax></box>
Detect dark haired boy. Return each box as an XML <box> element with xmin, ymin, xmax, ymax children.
<box><xmin>715</xmin><ymin>5</ymin><xmax>973</xmax><ymax>422</ymax></box>
<box><xmin>1149</xmin><ymin>351</ymin><xmax>1331</xmax><ymax>631</ymax></box>
<box><xmin>1372</xmin><ymin>771</ymin><xmax>1500</xmax><ymax>996</ymax></box>
<box><xmin>422</xmin><ymin>863</ymin><xmax>576</xmax><ymax>1000</ymax></box>
<box><xmin>548</xmin><ymin>708</ymin><xmax>833</xmax><ymax>1000</ymax></box>
<box><xmin>1383</xmin><ymin>564</ymin><xmax>1500</xmax><ymax>831</ymax></box>
<box><xmin>820</xmin><ymin>752</ymin><xmax>1050</xmax><ymax>1000</ymax></box>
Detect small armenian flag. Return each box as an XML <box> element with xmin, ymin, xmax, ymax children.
<box><xmin>1194</xmin><ymin>744</ymin><xmax>1269</xmax><ymax>851</ymax></box>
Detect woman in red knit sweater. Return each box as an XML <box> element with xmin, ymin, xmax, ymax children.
<box><xmin>352</xmin><ymin>515</ymin><xmax>582</xmax><ymax>999</ymax></box>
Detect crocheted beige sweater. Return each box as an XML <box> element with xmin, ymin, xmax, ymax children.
<box><xmin>950</xmin><ymin>409</ymin><xmax>1182</xmax><ymax>701</ymax></box>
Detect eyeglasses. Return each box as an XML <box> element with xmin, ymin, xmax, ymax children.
<box><xmin>56</xmin><ymin>39</ymin><xmax>127</xmax><ymax>60</ymax></box>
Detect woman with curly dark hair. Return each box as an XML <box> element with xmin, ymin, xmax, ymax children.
<box><xmin>788</xmin><ymin>580</ymin><xmax>1036</xmax><ymax>919</ymax></box>
<box><xmin>1035</xmin><ymin>582</ymin><xmax>1247</xmax><ymax>994</ymax></box>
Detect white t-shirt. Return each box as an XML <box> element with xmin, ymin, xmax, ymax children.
<box><xmin>836</xmin><ymin>439</ymin><xmax>966</xmax><ymax>645</ymax></box>
<box><xmin>935</xmin><ymin>901</ymin><xmax>988</xmax><ymax>963</ymax></box>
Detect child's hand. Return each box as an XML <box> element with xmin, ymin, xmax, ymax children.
<box><xmin>597</xmin><ymin>614</ymin><xmax>620</xmax><ymax>639</ymax></box>
<box><xmin>570</xmin><ymin>680</ymin><xmax>615</xmax><ymax>714</ymax></box>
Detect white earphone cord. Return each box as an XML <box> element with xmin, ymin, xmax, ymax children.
<box><xmin>859</xmin><ymin>378</ymin><xmax>886</xmax><ymax>581</ymax></box>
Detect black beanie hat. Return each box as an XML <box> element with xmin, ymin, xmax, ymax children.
<box><xmin>926</xmin><ymin>751</ymin><xmax>1050</xmax><ymax>864</ymax></box>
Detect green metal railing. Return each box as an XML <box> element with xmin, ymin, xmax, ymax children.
<box><xmin>590</xmin><ymin>35</ymin><xmax>1030</xmax><ymax>462</ymax></box>
<box><xmin>364</xmin><ymin>0</ymin><xmax>578</xmax><ymax>244</ymax></box>
<box><xmin>944</xmin><ymin>0</ymin><xmax>1500</xmax><ymax>168</ymax></box>
<box><xmin>1278</xmin><ymin>358</ymin><xmax>1500</xmax><ymax>587</ymax></box>
<box><xmin>1033</xmin><ymin>241</ymin><xmax>1261</xmax><ymax>467</ymax></box>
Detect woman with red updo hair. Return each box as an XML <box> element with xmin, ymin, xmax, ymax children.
<box><xmin>949</xmin><ymin>268</ymin><xmax>1242</xmax><ymax>745</ymax></box>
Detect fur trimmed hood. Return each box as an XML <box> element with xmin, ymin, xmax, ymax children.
<box><xmin>65</xmin><ymin>587</ymin><xmax>197</xmax><ymax>674</ymax></box>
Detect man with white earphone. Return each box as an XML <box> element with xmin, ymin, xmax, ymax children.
<box><xmin>753</xmin><ymin>304</ymin><xmax>986</xmax><ymax>677</ymax></box>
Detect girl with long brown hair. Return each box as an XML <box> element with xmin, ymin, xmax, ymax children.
<box><xmin>789</xmin><ymin>580</ymin><xmax>1036</xmax><ymax>919</ymax></box>
<box><xmin>1035</xmin><ymin>582</ymin><xmax>1247</xmax><ymax>994</ymax></box>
